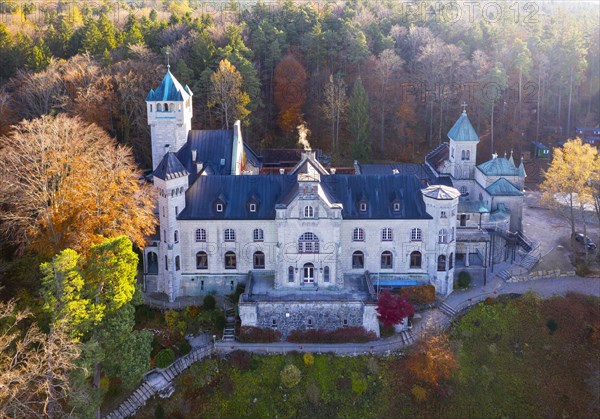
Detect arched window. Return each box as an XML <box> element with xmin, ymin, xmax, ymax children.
<box><xmin>224</xmin><ymin>229</ymin><xmax>235</xmax><ymax>242</ymax></box>
<box><xmin>196</xmin><ymin>251</ymin><xmax>208</xmax><ymax>269</ymax></box>
<box><xmin>352</xmin><ymin>251</ymin><xmax>364</xmax><ymax>269</ymax></box>
<box><xmin>288</xmin><ymin>266</ymin><xmax>294</xmax><ymax>282</ymax></box>
<box><xmin>175</xmin><ymin>255</ymin><xmax>181</xmax><ymax>271</ymax></box>
<box><xmin>225</xmin><ymin>251</ymin><xmax>236</xmax><ymax>269</ymax></box>
<box><xmin>437</xmin><ymin>255</ymin><xmax>446</xmax><ymax>271</ymax></box>
<box><xmin>174</xmin><ymin>230</ymin><xmax>179</xmax><ymax>243</ymax></box>
<box><xmin>438</xmin><ymin>229</ymin><xmax>448</xmax><ymax>243</ymax></box>
<box><xmin>410</xmin><ymin>251</ymin><xmax>422</xmax><ymax>269</ymax></box>
<box><xmin>150</xmin><ymin>104</ymin><xmax>153</xmax><ymax>112</ymax></box>
<box><xmin>461</xmin><ymin>150</ymin><xmax>466</xmax><ymax>160</ymax></box>
<box><xmin>323</xmin><ymin>266</ymin><xmax>330</xmax><ymax>282</ymax></box>
<box><xmin>253</xmin><ymin>228</ymin><xmax>264</xmax><ymax>242</ymax></box>
<box><xmin>253</xmin><ymin>251</ymin><xmax>265</xmax><ymax>269</ymax></box>
<box><xmin>381</xmin><ymin>251</ymin><xmax>393</xmax><ymax>269</ymax></box>
<box><xmin>195</xmin><ymin>228</ymin><xmax>206</xmax><ymax>242</ymax></box>
<box><xmin>147</xmin><ymin>252</ymin><xmax>158</xmax><ymax>274</ymax></box>
<box><xmin>449</xmin><ymin>252</ymin><xmax>454</xmax><ymax>269</ymax></box>
<box><xmin>164</xmin><ymin>255</ymin><xmax>168</xmax><ymax>271</ymax></box>
<box><xmin>298</xmin><ymin>232</ymin><xmax>319</xmax><ymax>253</ymax></box>
<box><xmin>460</xmin><ymin>186</ymin><xmax>468</xmax><ymax>196</ymax></box>
<box><xmin>169</xmin><ymin>102</ymin><xmax>174</xmax><ymax>112</ymax></box>
<box><xmin>163</xmin><ymin>229</ymin><xmax>167</xmax><ymax>243</ymax></box>
<box><xmin>466</xmin><ymin>150</ymin><xmax>470</xmax><ymax>160</ymax></box>
<box><xmin>411</xmin><ymin>228</ymin><xmax>422</xmax><ymax>241</ymax></box>
<box><xmin>157</xmin><ymin>103</ymin><xmax>163</xmax><ymax>112</ymax></box>
<box><xmin>353</xmin><ymin>228</ymin><xmax>365</xmax><ymax>241</ymax></box>
<box><xmin>304</xmin><ymin>205</ymin><xmax>314</xmax><ymax>218</ymax></box>
<box><xmin>164</xmin><ymin>103</ymin><xmax>169</xmax><ymax>112</ymax></box>
<box><xmin>381</xmin><ymin>228</ymin><xmax>393</xmax><ymax>241</ymax></box>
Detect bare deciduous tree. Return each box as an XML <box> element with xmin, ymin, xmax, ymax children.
<box><xmin>0</xmin><ymin>300</ymin><xmax>81</xmax><ymax>419</ymax></box>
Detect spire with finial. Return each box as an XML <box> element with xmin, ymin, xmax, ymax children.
<box><xmin>461</xmin><ymin>101</ymin><xmax>468</xmax><ymax>114</ymax></box>
<box><xmin>508</xmin><ymin>149</ymin><xmax>515</xmax><ymax>166</ymax></box>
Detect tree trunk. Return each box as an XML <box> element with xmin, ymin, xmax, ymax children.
<box><xmin>490</xmin><ymin>101</ymin><xmax>495</xmax><ymax>157</ymax></box>
<box><xmin>567</xmin><ymin>68</ymin><xmax>574</xmax><ymax>138</ymax></box>
<box><xmin>428</xmin><ymin>101</ymin><xmax>433</xmax><ymax>147</ymax></box>
<box><xmin>536</xmin><ymin>68</ymin><xmax>541</xmax><ymax>140</ymax></box>
<box><xmin>438</xmin><ymin>100</ymin><xmax>443</xmax><ymax>145</ymax></box>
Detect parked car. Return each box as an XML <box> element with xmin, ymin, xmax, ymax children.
<box><xmin>573</xmin><ymin>233</ymin><xmax>597</xmax><ymax>250</ymax></box>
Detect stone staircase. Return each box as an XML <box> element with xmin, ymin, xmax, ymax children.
<box><xmin>518</xmin><ymin>253</ymin><xmax>539</xmax><ymax>270</ymax></box>
<box><xmin>104</xmin><ymin>344</ymin><xmax>214</xmax><ymax>419</ymax></box>
<box><xmin>496</xmin><ymin>269</ymin><xmax>512</xmax><ymax>281</ymax></box>
<box><xmin>439</xmin><ymin>302</ymin><xmax>457</xmax><ymax>317</ymax></box>
<box><xmin>399</xmin><ymin>330</ymin><xmax>415</xmax><ymax>346</ymax></box>
<box><xmin>222</xmin><ymin>308</ymin><xmax>236</xmax><ymax>342</ymax></box>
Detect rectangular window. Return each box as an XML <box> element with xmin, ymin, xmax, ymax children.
<box><xmin>249</xmin><ymin>203</ymin><xmax>256</xmax><ymax>212</ymax></box>
<box><xmin>360</xmin><ymin>202</ymin><xmax>367</xmax><ymax>212</ymax></box>
<box><xmin>175</xmin><ymin>206</ymin><xmax>178</xmax><ymax>216</ymax></box>
<box><xmin>216</xmin><ymin>203</ymin><xmax>223</xmax><ymax>212</ymax></box>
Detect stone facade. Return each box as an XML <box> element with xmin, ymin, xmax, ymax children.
<box><xmin>142</xmin><ymin>70</ymin><xmax>526</xmax><ymax>340</ymax></box>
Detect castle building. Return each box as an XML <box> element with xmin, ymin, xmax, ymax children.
<box><xmin>142</xmin><ymin>70</ymin><xmax>527</xmax><ymax>337</ymax></box>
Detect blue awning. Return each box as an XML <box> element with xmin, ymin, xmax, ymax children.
<box><xmin>373</xmin><ymin>279</ymin><xmax>419</xmax><ymax>287</ymax></box>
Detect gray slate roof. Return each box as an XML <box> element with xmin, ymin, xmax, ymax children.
<box><xmin>322</xmin><ymin>175</ymin><xmax>432</xmax><ymax>220</ymax></box>
<box><xmin>146</xmin><ymin>69</ymin><xmax>192</xmax><ymax>102</ymax></box>
<box><xmin>176</xmin><ymin>130</ymin><xmax>262</xmax><ymax>179</ymax></box>
<box><xmin>447</xmin><ymin>110</ymin><xmax>479</xmax><ymax>142</ymax></box>
<box><xmin>153</xmin><ymin>152</ymin><xmax>189</xmax><ymax>180</ymax></box>
<box><xmin>358</xmin><ymin>163</ymin><xmax>453</xmax><ymax>187</ymax></box>
<box><xmin>177</xmin><ymin>130</ymin><xmax>234</xmax><ymax>177</ymax></box>
<box><xmin>178</xmin><ymin>175</ymin><xmax>297</xmax><ymax>220</ymax></box>
<box><xmin>178</xmin><ymin>174</ymin><xmax>432</xmax><ymax>220</ymax></box>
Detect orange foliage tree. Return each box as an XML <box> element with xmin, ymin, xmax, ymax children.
<box><xmin>0</xmin><ymin>114</ymin><xmax>156</xmax><ymax>256</ymax></box>
<box><xmin>274</xmin><ymin>53</ymin><xmax>307</xmax><ymax>133</ymax></box>
<box><xmin>407</xmin><ymin>332</ymin><xmax>457</xmax><ymax>389</ymax></box>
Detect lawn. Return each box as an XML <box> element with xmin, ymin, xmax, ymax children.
<box><xmin>136</xmin><ymin>293</ymin><xmax>599</xmax><ymax>418</ymax></box>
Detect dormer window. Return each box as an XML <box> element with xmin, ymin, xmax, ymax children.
<box><xmin>249</xmin><ymin>203</ymin><xmax>256</xmax><ymax>212</ymax></box>
<box><xmin>216</xmin><ymin>203</ymin><xmax>223</xmax><ymax>212</ymax></box>
<box><xmin>441</xmin><ymin>211</ymin><xmax>447</xmax><ymax>218</ymax></box>
<box><xmin>393</xmin><ymin>202</ymin><xmax>400</xmax><ymax>212</ymax></box>
<box><xmin>360</xmin><ymin>202</ymin><xmax>367</xmax><ymax>212</ymax></box>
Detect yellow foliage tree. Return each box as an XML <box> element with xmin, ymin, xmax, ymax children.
<box><xmin>208</xmin><ymin>59</ymin><xmax>250</xmax><ymax>129</ymax></box>
<box><xmin>540</xmin><ymin>138</ymin><xmax>600</xmax><ymax>238</ymax></box>
<box><xmin>0</xmin><ymin>114</ymin><xmax>156</xmax><ymax>256</ymax></box>
<box><xmin>407</xmin><ymin>332</ymin><xmax>457</xmax><ymax>388</ymax></box>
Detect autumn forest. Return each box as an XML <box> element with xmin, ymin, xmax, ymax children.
<box><xmin>0</xmin><ymin>0</ymin><xmax>598</xmax><ymax>169</ymax></box>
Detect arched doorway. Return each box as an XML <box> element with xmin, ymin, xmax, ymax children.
<box><xmin>303</xmin><ymin>263</ymin><xmax>315</xmax><ymax>284</ymax></box>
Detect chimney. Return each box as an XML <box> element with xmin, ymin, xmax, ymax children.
<box><xmin>279</xmin><ymin>168</ymin><xmax>285</xmax><ymax>175</ymax></box>
<box><xmin>392</xmin><ymin>169</ymin><xmax>399</xmax><ymax>175</ymax></box>
<box><xmin>191</xmin><ymin>149</ymin><xmax>197</xmax><ymax>162</ymax></box>
<box><xmin>330</xmin><ymin>168</ymin><xmax>336</xmax><ymax>174</ymax></box>
<box><xmin>196</xmin><ymin>162</ymin><xmax>203</xmax><ymax>173</ymax></box>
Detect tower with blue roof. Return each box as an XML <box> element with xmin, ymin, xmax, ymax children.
<box><xmin>447</xmin><ymin>107</ymin><xmax>479</xmax><ymax>180</ymax></box>
<box><xmin>146</xmin><ymin>67</ymin><xmax>193</xmax><ymax>170</ymax></box>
